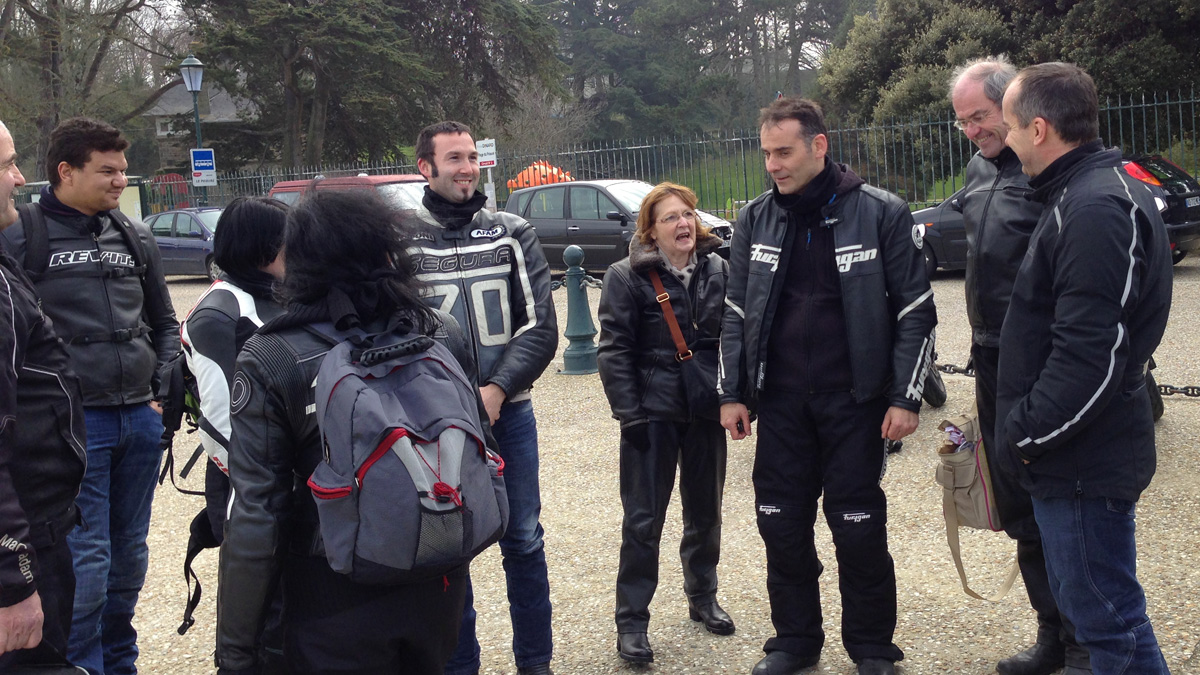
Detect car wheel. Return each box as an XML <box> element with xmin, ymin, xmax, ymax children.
<box><xmin>1172</xmin><ymin>249</ymin><xmax>1187</xmax><ymax>265</ymax></box>
<box><xmin>206</xmin><ymin>256</ymin><xmax>221</xmax><ymax>282</ymax></box>
<box><xmin>923</xmin><ymin>247</ymin><xmax>937</xmax><ymax>279</ymax></box>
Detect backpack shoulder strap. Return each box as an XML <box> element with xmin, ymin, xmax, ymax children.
<box><xmin>16</xmin><ymin>203</ymin><xmax>49</xmax><ymax>277</ymax></box>
<box><xmin>107</xmin><ymin>210</ymin><xmax>148</xmax><ymax>276</ymax></box>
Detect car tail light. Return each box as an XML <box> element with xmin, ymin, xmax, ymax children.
<box><xmin>1124</xmin><ymin>162</ymin><xmax>1162</xmax><ymax>186</ymax></box>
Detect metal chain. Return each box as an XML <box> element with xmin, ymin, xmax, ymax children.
<box><xmin>1158</xmin><ymin>384</ymin><xmax>1200</xmax><ymax>397</ymax></box>
<box><xmin>936</xmin><ymin>362</ymin><xmax>975</xmax><ymax>377</ymax></box>
<box><xmin>551</xmin><ymin>274</ymin><xmax>602</xmax><ymax>291</ymax></box>
<box><xmin>933</xmin><ymin>363</ymin><xmax>1200</xmax><ymax>397</ymax></box>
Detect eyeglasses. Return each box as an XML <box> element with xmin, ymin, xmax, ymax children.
<box><xmin>657</xmin><ymin>211</ymin><xmax>698</xmax><ymax>226</ymax></box>
<box><xmin>953</xmin><ymin>108</ymin><xmax>994</xmax><ymax>130</ymax></box>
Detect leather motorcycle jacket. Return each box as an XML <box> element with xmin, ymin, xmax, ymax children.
<box><xmin>215</xmin><ymin>297</ymin><xmax>479</xmax><ymax>673</ymax></box>
<box><xmin>0</xmin><ymin>196</ymin><xmax>179</xmax><ymax>405</ymax></box>
<box><xmin>409</xmin><ymin>190</ymin><xmax>558</xmax><ymax>400</ymax></box>
<box><xmin>0</xmin><ymin>246</ymin><xmax>85</xmax><ymax>608</ymax></box>
<box><xmin>962</xmin><ymin>147</ymin><xmax>1040</xmax><ymax>348</ymax></box>
<box><xmin>718</xmin><ymin>165</ymin><xmax>937</xmax><ymax>413</ymax></box>
<box><xmin>597</xmin><ymin>231</ymin><xmax>729</xmax><ymax>427</ymax></box>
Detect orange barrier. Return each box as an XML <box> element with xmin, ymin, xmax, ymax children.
<box><xmin>506</xmin><ymin>161</ymin><xmax>574</xmax><ymax>189</ymax></box>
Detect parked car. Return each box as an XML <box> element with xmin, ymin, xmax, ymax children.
<box><xmin>912</xmin><ymin>155</ymin><xmax>1200</xmax><ymax>275</ymax></box>
<box><xmin>268</xmin><ymin>174</ymin><xmax>429</xmax><ymax>218</ymax></box>
<box><xmin>504</xmin><ymin>179</ymin><xmax>734</xmax><ymax>269</ymax></box>
<box><xmin>146</xmin><ymin>207</ymin><xmax>223</xmax><ymax>280</ymax></box>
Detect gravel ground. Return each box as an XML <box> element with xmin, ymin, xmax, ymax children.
<box><xmin>133</xmin><ymin>258</ymin><xmax>1200</xmax><ymax>674</ymax></box>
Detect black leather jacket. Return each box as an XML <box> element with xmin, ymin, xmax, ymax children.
<box><xmin>0</xmin><ymin>246</ymin><xmax>85</xmax><ymax>608</ymax></box>
<box><xmin>962</xmin><ymin>148</ymin><xmax>1041</xmax><ymax>348</ymax></box>
<box><xmin>408</xmin><ymin>199</ymin><xmax>558</xmax><ymax>400</ymax></box>
<box><xmin>215</xmin><ymin>300</ymin><xmax>480</xmax><ymax>674</ymax></box>
<box><xmin>719</xmin><ymin>169</ymin><xmax>937</xmax><ymax>412</ymax></box>
<box><xmin>597</xmin><ymin>232</ymin><xmax>728</xmax><ymax>427</ymax></box>
<box><xmin>996</xmin><ymin>144</ymin><xmax>1172</xmax><ymax>502</ymax></box>
<box><xmin>0</xmin><ymin>202</ymin><xmax>179</xmax><ymax>405</ymax></box>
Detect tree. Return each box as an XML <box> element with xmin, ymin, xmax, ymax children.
<box><xmin>0</xmin><ymin>0</ymin><xmax>188</xmax><ymax>179</ymax></box>
<box><xmin>818</xmin><ymin>0</ymin><xmax>1200</xmax><ymax>123</ymax></box>
<box><xmin>182</xmin><ymin>0</ymin><xmax>562</xmax><ymax>167</ymax></box>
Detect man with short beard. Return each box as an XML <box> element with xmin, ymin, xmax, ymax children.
<box><xmin>410</xmin><ymin>121</ymin><xmax>559</xmax><ymax>675</ymax></box>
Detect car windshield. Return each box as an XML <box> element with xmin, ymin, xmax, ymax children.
<box><xmin>605</xmin><ymin>181</ymin><xmax>654</xmax><ymax>213</ymax></box>
<box><xmin>197</xmin><ymin>210</ymin><xmax>223</xmax><ymax>230</ymax></box>
<box><xmin>378</xmin><ymin>182</ymin><xmax>430</xmax><ymax>218</ymax></box>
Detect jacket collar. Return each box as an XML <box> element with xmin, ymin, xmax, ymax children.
<box><xmin>39</xmin><ymin>185</ymin><xmax>107</xmax><ymax>236</ymax></box>
<box><xmin>421</xmin><ymin>186</ymin><xmax>487</xmax><ymax>230</ymax></box>
<box><xmin>1029</xmin><ymin>139</ymin><xmax>1115</xmax><ymax>203</ymax></box>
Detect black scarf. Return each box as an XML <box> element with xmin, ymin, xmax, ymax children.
<box><xmin>771</xmin><ymin>157</ymin><xmax>838</xmax><ymax>216</ymax></box>
<box><xmin>422</xmin><ymin>186</ymin><xmax>487</xmax><ymax>229</ymax></box>
<box><xmin>1029</xmin><ymin>139</ymin><xmax>1105</xmax><ymax>199</ymax></box>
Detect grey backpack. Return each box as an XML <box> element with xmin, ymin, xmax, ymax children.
<box><xmin>306</xmin><ymin>321</ymin><xmax>508</xmax><ymax>584</ymax></box>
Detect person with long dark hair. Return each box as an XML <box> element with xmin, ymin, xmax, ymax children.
<box><xmin>597</xmin><ymin>182</ymin><xmax>733</xmax><ymax>664</ymax></box>
<box><xmin>214</xmin><ymin>189</ymin><xmax>480</xmax><ymax>674</ymax></box>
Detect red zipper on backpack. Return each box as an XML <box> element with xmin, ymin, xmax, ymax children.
<box><xmin>307</xmin><ymin>477</ymin><xmax>352</xmax><ymax>500</ymax></box>
<box><xmin>356</xmin><ymin>427</ymin><xmax>409</xmax><ymax>486</ymax></box>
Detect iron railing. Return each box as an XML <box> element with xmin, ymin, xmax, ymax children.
<box><xmin>20</xmin><ymin>87</ymin><xmax>1196</xmax><ymax>219</ymax></box>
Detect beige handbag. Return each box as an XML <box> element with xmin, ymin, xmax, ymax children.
<box><xmin>934</xmin><ymin>407</ymin><xmax>1020</xmax><ymax>602</ymax></box>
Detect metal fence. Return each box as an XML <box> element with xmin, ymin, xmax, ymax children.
<box><xmin>31</xmin><ymin>87</ymin><xmax>1198</xmax><ymax>218</ymax></box>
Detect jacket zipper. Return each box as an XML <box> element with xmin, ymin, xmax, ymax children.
<box><xmin>974</xmin><ymin>165</ymin><xmax>1003</xmax><ymax>336</ymax></box>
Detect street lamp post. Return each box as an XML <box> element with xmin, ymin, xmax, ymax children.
<box><xmin>179</xmin><ymin>54</ymin><xmax>205</xmax><ymax>205</ymax></box>
<box><xmin>179</xmin><ymin>54</ymin><xmax>205</xmax><ymax>149</ymax></box>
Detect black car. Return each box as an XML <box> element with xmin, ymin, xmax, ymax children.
<box><xmin>504</xmin><ymin>179</ymin><xmax>733</xmax><ymax>269</ymax></box>
<box><xmin>145</xmin><ymin>207</ymin><xmax>223</xmax><ymax>280</ymax></box>
<box><xmin>913</xmin><ymin>155</ymin><xmax>1200</xmax><ymax>274</ymax></box>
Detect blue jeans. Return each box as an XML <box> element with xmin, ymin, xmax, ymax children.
<box><xmin>446</xmin><ymin>399</ymin><xmax>553</xmax><ymax>673</ymax></box>
<box><xmin>68</xmin><ymin>404</ymin><xmax>164</xmax><ymax>675</ymax></box>
<box><xmin>1032</xmin><ymin>495</ymin><xmax>1170</xmax><ymax>675</ymax></box>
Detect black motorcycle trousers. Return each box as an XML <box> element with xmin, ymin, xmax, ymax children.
<box><xmin>753</xmin><ymin>390</ymin><xmax>904</xmax><ymax>664</ymax></box>
<box><xmin>615</xmin><ymin>419</ymin><xmax>727</xmax><ymax>633</ymax></box>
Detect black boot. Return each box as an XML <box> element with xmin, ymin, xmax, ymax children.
<box><xmin>688</xmin><ymin>601</ymin><xmax>735</xmax><ymax>635</ymax></box>
<box><xmin>996</xmin><ymin>640</ymin><xmax>1065</xmax><ymax>675</ymax></box>
<box><xmin>617</xmin><ymin>632</ymin><xmax>653</xmax><ymax>664</ymax></box>
<box><xmin>750</xmin><ymin>650</ymin><xmax>819</xmax><ymax>675</ymax></box>
<box><xmin>857</xmin><ymin>658</ymin><xmax>895</xmax><ymax>675</ymax></box>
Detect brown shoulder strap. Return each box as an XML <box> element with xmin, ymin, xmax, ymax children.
<box><xmin>647</xmin><ymin>268</ymin><xmax>692</xmax><ymax>362</ymax></box>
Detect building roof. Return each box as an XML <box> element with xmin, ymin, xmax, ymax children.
<box><xmin>143</xmin><ymin>82</ymin><xmax>256</xmax><ymax>123</ymax></box>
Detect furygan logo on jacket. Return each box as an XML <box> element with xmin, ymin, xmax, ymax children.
<box><xmin>834</xmin><ymin>244</ymin><xmax>877</xmax><ymax>273</ymax></box>
<box><xmin>749</xmin><ymin>244</ymin><xmax>782</xmax><ymax>272</ymax></box>
<box><xmin>48</xmin><ymin>249</ymin><xmax>135</xmax><ymax>268</ymax></box>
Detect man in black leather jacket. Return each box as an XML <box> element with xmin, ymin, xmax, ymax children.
<box><xmin>998</xmin><ymin>62</ymin><xmax>1171</xmax><ymax>675</ymax></box>
<box><xmin>410</xmin><ymin>121</ymin><xmax>558</xmax><ymax>675</ymax></box>
<box><xmin>719</xmin><ymin>97</ymin><xmax>936</xmax><ymax>675</ymax></box>
<box><xmin>0</xmin><ymin>120</ymin><xmax>86</xmax><ymax>670</ymax></box>
<box><xmin>0</xmin><ymin>117</ymin><xmax>178</xmax><ymax>674</ymax></box>
<box><xmin>949</xmin><ymin>57</ymin><xmax>1089</xmax><ymax>675</ymax></box>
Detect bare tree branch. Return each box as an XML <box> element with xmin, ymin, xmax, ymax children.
<box><xmin>82</xmin><ymin>0</ymin><xmax>148</xmax><ymax>99</ymax></box>
<box><xmin>117</xmin><ymin>76</ymin><xmax>179</xmax><ymax>124</ymax></box>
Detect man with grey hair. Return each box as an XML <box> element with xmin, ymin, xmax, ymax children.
<box><xmin>949</xmin><ymin>56</ymin><xmax>1089</xmax><ymax>675</ymax></box>
<box><xmin>998</xmin><ymin>62</ymin><xmax>1171</xmax><ymax>674</ymax></box>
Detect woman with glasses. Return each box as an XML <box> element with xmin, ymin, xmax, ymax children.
<box><xmin>597</xmin><ymin>182</ymin><xmax>732</xmax><ymax>664</ymax></box>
